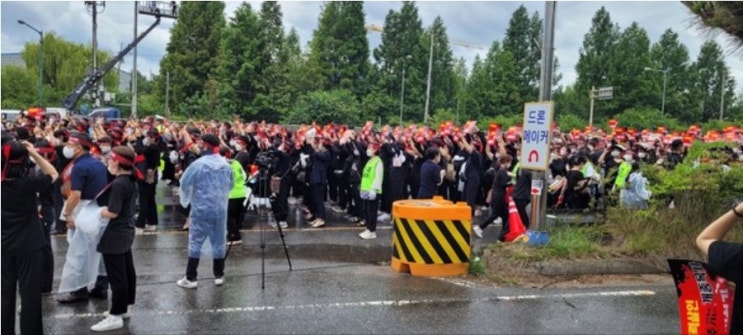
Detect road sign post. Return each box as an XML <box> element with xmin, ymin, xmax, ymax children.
<box><xmin>521</xmin><ymin>101</ymin><xmax>554</xmax><ymax>232</ymax></box>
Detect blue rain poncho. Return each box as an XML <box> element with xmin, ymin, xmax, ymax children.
<box><xmin>179</xmin><ymin>154</ymin><xmax>234</xmax><ymax>259</ymax></box>
<box><xmin>620</xmin><ymin>171</ymin><xmax>651</xmax><ymax>210</ymax></box>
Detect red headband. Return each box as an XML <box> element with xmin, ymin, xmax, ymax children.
<box><xmin>110</xmin><ymin>151</ymin><xmax>144</xmax><ymax>180</ymax></box>
<box><xmin>68</xmin><ymin>136</ymin><xmax>91</xmax><ymax>148</ymax></box>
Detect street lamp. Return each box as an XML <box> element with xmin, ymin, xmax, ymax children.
<box><xmin>399</xmin><ymin>55</ymin><xmax>412</xmax><ymax>125</ymax></box>
<box><xmin>18</xmin><ymin>20</ymin><xmax>44</xmax><ymax>108</ymax></box>
<box><xmin>644</xmin><ymin>67</ymin><xmax>669</xmax><ymax>116</ymax></box>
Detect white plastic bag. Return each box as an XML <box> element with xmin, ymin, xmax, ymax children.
<box><xmin>76</xmin><ymin>202</ymin><xmax>110</xmax><ymax>238</ymax></box>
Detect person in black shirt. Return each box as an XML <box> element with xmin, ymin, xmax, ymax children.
<box><xmin>417</xmin><ymin>147</ymin><xmax>444</xmax><ymax>199</ymax></box>
<box><xmin>2</xmin><ymin>140</ymin><xmax>59</xmax><ymax>335</ymax></box>
<box><xmin>135</xmin><ymin>129</ymin><xmax>163</xmax><ymax>231</ymax></box>
<box><xmin>91</xmin><ymin>146</ymin><xmax>139</xmax><ymax>332</ymax></box>
<box><xmin>696</xmin><ymin>202</ymin><xmax>743</xmax><ymax>335</ymax></box>
<box><xmin>474</xmin><ymin>154</ymin><xmax>512</xmax><ymax>240</ymax></box>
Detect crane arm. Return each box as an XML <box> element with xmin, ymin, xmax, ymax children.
<box><xmin>63</xmin><ymin>17</ymin><xmax>161</xmax><ymax>111</ymax></box>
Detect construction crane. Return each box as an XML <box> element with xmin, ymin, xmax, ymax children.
<box><xmin>365</xmin><ymin>24</ymin><xmax>485</xmax><ymax>50</ymax></box>
<box><xmin>62</xmin><ymin>1</ymin><xmax>178</xmax><ymax>111</ymax></box>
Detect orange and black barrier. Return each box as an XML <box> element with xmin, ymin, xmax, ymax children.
<box><xmin>391</xmin><ymin>197</ymin><xmax>471</xmax><ymax>276</ymax></box>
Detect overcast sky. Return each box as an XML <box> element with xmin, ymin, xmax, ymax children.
<box><xmin>2</xmin><ymin>1</ymin><xmax>742</xmax><ymax>93</ymax></box>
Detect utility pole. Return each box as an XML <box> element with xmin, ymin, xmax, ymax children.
<box><xmin>424</xmin><ymin>32</ymin><xmax>434</xmax><ymax>124</ymax></box>
<box><xmin>165</xmin><ymin>71</ymin><xmax>170</xmax><ymax>116</ymax></box>
<box><xmin>719</xmin><ymin>71</ymin><xmax>726</xmax><ymax>121</ymax></box>
<box><xmin>132</xmin><ymin>1</ymin><xmax>138</xmax><ymax>117</ymax></box>
<box><xmin>589</xmin><ymin>86</ymin><xmax>596</xmax><ymax>127</ymax></box>
<box><xmin>532</xmin><ymin>1</ymin><xmax>556</xmax><ymax>231</ymax></box>
<box><xmin>86</xmin><ymin>1</ymin><xmax>106</xmax><ymax>108</ymax></box>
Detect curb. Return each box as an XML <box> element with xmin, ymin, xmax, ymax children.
<box><xmin>533</xmin><ymin>259</ymin><xmax>666</xmax><ymax>276</ymax></box>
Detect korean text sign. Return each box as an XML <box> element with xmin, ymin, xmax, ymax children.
<box><xmin>520</xmin><ymin>102</ymin><xmax>554</xmax><ymax>171</ymax></box>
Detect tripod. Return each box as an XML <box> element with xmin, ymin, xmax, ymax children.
<box><xmin>256</xmin><ymin>168</ymin><xmax>292</xmax><ymax>289</ymax></box>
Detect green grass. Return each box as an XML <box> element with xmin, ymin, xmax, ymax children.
<box><xmin>468</xmin><ymin>256</ymin><xmax>485</xmax><ymax>276</ymax></box>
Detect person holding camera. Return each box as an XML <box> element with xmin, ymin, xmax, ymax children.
<box><xmin>2</xmin><ymin>139</ymin><xmax>59</xmax><ymax>335</ymax></box>
<box><xmin>696</xmin><ymin>202</ymin><xmax>743</xmax><ymax>334</ymax></box>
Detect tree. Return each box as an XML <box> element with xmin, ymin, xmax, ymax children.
<box><xmin>214</xmin><ymin>2</ymin><xmax>263</xmax><ymax>119</ymax></box>
<box><xmin>308</xmin><ymin>2</ymin><xmax>371</xmax><ymax>99</ymax></box>
<box><xmin>253</xmin><ymin>1</ymin><xmax>289</xmax><ymax>122</ymax></box>
<box><xmin>467</xmin><ymin>41</ymin><xmax>520</xmax><ymax>118</ymax></box>
<box><xmin>422</xmin><ymin>16</ymin><xmax>456</xmax><ymax>119</ymax></box>
<box><xmin>649</xmin><ymin>29</ymin><xmax>692</xmax><ymax>118</ymax></box>
<box><xmin>371</xmin><ymin>2</ymin><xmax>428</xmax><ymax>122</ymax></box>
<box><xmin>156</xmin><ymin>1</ymin><xmax>225</xmax><ymax>115</ymax></box>
<box><xmin>686</xmin><ymin>40</ymin><xmax>736</xmax><ymax>123</ymax></box>
<box><xmin>13</xmin><ymin>32</ymin><xmax>119</xmax><ymax>108</ymax></box>
<box><xmin>285</xmin><ymin>89</ymin><xmax>362</xmax><ymax>124</ymax></box>
<box><xmin>606</xmin><ymin>22</ymin><xmax>655</xmax><ymax>113</ymax></box>
<box><xmin>1</xmin><ymin>66</ymin><xmax>38</xmax><ymax>109</ymax></box>
<box><xmin>574</xmin><ymin>7</ymin><xmax>620</xmax><ymax>120</ymax></box>
<box><xmin>502</xmin><ymin>5</ymin><xmax>541</xmax><ymax>102</ymax></box>
<box><xmin>684</xmin><ymin>2</ymin><xmax>743</xmax><ymax>49</ymax></box>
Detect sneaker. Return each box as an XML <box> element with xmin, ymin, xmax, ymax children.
<box><xmin>57</xmin><ymin>291</ymin><xmax>89</xmax><ymax>304</ymax></box>
<box><xmin>214</xmin><ymin>277</ymin><xmax>225</xmax><ymax>286</ymax></box>
<box><xmin>474</xmin><ymin>209</ymin><xmax>482</xmax><ymax>217</ymax></box>
<box><xmin>144</xmin><ymin>225</ymin><xmax>157</xmax><ymax>232</ymax></box>
<box><xmin>103</xmin><ymin>310</ymin><xmax>131</xmax><ymax>320</ymax></box>
<box><xmin>359</xmin><ymin>229</ymin><xmax>377</xmax><ymax>240</ymax></box>
<box><xmin>377</xmin><ymin>213</ymin><xmax>391</xmax><ymax>223</ymax></box>
<box><xmin>176</xmin><ymin>277</ymin><xmax>198</xmax><ymax>289</ymax></box>
<box><xmin>279</xmin><ymin>221</ymin><xmax>288</xmax><ymax>229</ymax></box>
<box><xmin>91</xmin><ymin>315</ymin><xmax>123</xmax><ymax>332</ymax></box>
<box><xmin>268</xmin><ymin>220</ymin><xmax>278</xmax><ymax>229</ymax></box>
<box><xmin>331</xmin><ymin>206</ymin><xmax>346</xmax><ymax>214</ymax></box>
<box><xmin>473</xmin><ymin>225</ymin><xmax>484</xmax><ymax>238</ymax></box>
<box><xmin>310</xmin><ymin>219</ymin><xmax>325</xmax><ymax>228</ymax></box>
<box><xmin>493</xmin><ymin>217</ymin><xmax>503</xmax><ymax>226</ymax></box>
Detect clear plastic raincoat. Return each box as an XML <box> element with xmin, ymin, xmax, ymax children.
<box><xmin>179</xmin><ymin>154</ymin><xmax>233</xmax><ymax>259</ymax></box>
<box><xmin>620</xmin><ymin>171</ymin><xmax>651</xmax><ymax>210</ymax></box>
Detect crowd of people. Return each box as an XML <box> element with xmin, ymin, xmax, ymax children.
<box><xmin>2</xmin><ymin>110</ymin><xmax>742</xmax><ymax>332</ymax></box>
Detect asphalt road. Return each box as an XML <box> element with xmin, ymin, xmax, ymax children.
<box><xmin>35</xmin><ymin>183</ymin><xmax>682</xmax><ymax>334</ymax></box>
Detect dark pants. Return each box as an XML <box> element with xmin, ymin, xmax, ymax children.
<box><xmin>480</xmin><ymin>196</ymin><xmax>509</xmax><ymax>241</ymax></box>
<box><xmin>514</xmin><ymin>198</ymin><xmax>531</xmax><ymax>229</ymax></box>
<box><xmin>381</xmin><ymin>169</ymin><xmax>405</xmax><ymax>213</ymax></box>
<box><xmin>363</xmin><ymin>197</ymin><xmax>380</xmax><ymax>232</ymax></box>
<box><xmin>464</xmin><ymin>179</ymin><xmax>480</xmax><ymax>218</ymax></box>
<box><xmin>40</xmin><ymin>217</ymin><xmax>54</xmax><ymax>294</ymax></box>
<box><xmin>227</xmin><ymin>198</ymin><xmax>246</xmax><ymax>242</ymax></box>
<box><xmin>53</xmin><ymin>182</ymin><xmax>66</xmax><ymax>231</ymax></box>
<box><xmin>162</xmin><ymin>152</ymin><xmax>176</xmax><ymax>181</ymax></box>
<box><xmin>102</xmin><ymin>251</ymin><xmax>136</xmax><ymax>315</ymax></box>
<box><xmin>186</xmin><ymin>257</ymin><xmax>224</xmax><ymax>281</ymax></box>
<box><xmin>2</xmin><ymin>248</ymin><xmax>44</xmax><ymax>335</ymax></box>
<box><xmin>271</xmin><ymin>178</ymin><xmax>291</xmax><ymax>222</ymax></box>
<box><xmin>328</xmin><ymin>170</ymin><xmax>339</xmax><ymax>203</ymax></box>
<box><xmin>347</xmin><ymin>183</ymin><xmax>361</xmax><ymax>218</ymax></box>
<box><xmin>337</xmin><ymin>175</ymin><xmax>349</xmax><ymax>210</ymax></box>
<box><xmin>310</xmin><ymin>183</ymin><xmax>326</xmax><ymax>220</ymax></box>
<box><xmin>136</xmin><ymin>181</ymin><xmax>158</xmax><ymax>227</ymax></box>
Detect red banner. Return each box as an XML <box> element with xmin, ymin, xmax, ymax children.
<box><xmin>667</xmin><ymin>259</ymin><xmax>735</xmax><ymax>335</ymax></box>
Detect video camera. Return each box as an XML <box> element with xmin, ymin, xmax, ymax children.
<box><xmin>254</xmin><ymin>150</ymin><xmax>277</xmax><ymax>170</ymax></box>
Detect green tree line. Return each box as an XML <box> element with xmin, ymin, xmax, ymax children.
<box><xmin>3</xmin><ymin>2</ymin><xmax>742</xmax><ymax>129</ymax></box>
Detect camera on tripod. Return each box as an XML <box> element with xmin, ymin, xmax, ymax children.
<box><xmin>254</xmin><ymin>150</ymin><xmax>277</xmax><ymax>170</ymax></box>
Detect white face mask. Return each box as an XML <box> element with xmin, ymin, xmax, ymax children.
<box><xmin>623</xmin><ymin>155</ymin><xmax>632</xmax><ymax>161</ymax></box>
<box><xmin>143</xmin><ymin>138</ymin><xmax>151</xmax><ymax>146</ymax></box>
<box><xmin>169</xmin><ymin>151</ymin><xmax>179</xmax><ymax>164</ymax></box>
<box><xmin>587</xmin><ymin>145</ymin><xmax>594</xmax><ymax>151</ymax></box>
<box><xmin>367</xmin><ymin>149</ymin><xmax>375</xmax><ymax>157</ymax></box>
<box><xmin>229</xmin><ymin>140</ymin><xmax>236</xmax><ymax>147</ymax></box>
<box><xmin>107</xmin><ymin>163</ymin><xmax>117</xmax><ymax>175</ymax></box>
<box><xmin>100</xmin><ymin>146</ymin><xmax>111</xmax><ymax>154</ymax></box>
<box><xmin>611</xmin><ymin>151</ymin><xmax>620</xmax><ymax>157</ymax></box>
<box><xmin>235</xmin><ymin>144</ymin><xmax>244</xmax><ymax>151</ymax></box>
<box><xmin>63</xmin><ymin>146</ymin><xmax>75</xmax><ymax>159</ymax></box>
<box><xmin>638</xmin><ymin>152</ymin><xmax>647</xmax><ymax>159</ymax></box>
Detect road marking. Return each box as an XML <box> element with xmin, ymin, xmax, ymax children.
<box><xmin>52</xmin><ymin>289</ymin><xmax>655</xmax><ymax>320</ymax></box>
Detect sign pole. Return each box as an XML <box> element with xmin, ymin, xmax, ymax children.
<box><xmin>529</xmin><ymin>1</ymin><xmax>556</xmax><ymax>231</ymax></box>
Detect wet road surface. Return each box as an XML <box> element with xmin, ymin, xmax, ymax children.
<box><xmin>39</xmin><ymin>184</ymin><xmax>681</xmax><ymax>334</ymax></box>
